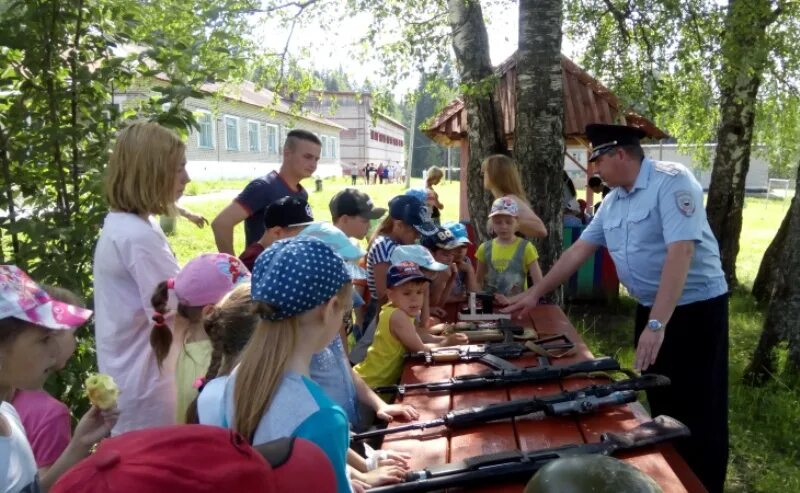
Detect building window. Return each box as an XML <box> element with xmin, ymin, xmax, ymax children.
<box><xmin>320</xmin><ymin>135</ymin><xmax>329</xmax><ymax>158</ymax></box>
<box><xmin>265</xmin><ymin>123</ymin><xmax>279</xmax><ymax>155</ymax></box>
<box><xmin>280</xmin><ymin>126</ymin><xmax>290</xmax><ymax>151</ymax></box>
<box><xmin>224</xmin><ymin>116</ymin><xmax>239</xmax><ymax>151</ymax></box>
<box><xmin>329</xmin><ymin>136</ymin><xmax>337</xmax><ymax>158</ymax></box>
<box><xmin>248</xmin><ymin>120</ymin><xmax>260</xmax><ymax>152</ymax></box>
<box><xmin>196</xmin><ymin>110</ymin><xmax>214</xmax><ymax>149</ymax></box>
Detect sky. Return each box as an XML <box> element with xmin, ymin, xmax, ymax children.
<box><xmin>251</xmin><ymin>1</ymin><xmax>580</xmax><ymax>97</ymax></box>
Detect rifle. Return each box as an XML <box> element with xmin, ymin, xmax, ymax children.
<box><xmin>405</xmin><ymin>335</ymin><xmax>575</xmax><ymax>371</ymax></box>
<box><xmin>368</xmin><ymin>415</ymin><xmax>689</xmax><ymax>493</ymax></box>
<box><xmin>353</xmin><ymin>374</ymin><xmax>669</xmax><ymax>442</ymax></box>
<box><xmin>373</xmin><ymin>356</ymin><xmax>621</xmax><ymax>395</ymax></box>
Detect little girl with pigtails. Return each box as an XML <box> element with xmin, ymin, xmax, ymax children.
<box><xmin>148</xmin><ymin>253</ymin><xmax>250</xmax><ymax>423</ymax></box>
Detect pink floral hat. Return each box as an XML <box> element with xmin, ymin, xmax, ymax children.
<box><xmin>0</xmin><ymin>265</ymin><xmax>93</xmax><ymax>330</ymax></box>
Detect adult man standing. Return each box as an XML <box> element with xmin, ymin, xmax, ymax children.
<box><xmin>503</xmin><ymin>124</ymin><xmax>729</xmax><ymax>493</ymax></box>
<box><xmin>211</xmin><ymin>129</ymin><xmax>321</xmax><ymax>255</ymax></box>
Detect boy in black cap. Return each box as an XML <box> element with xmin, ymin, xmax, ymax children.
<box><xmin>238</xmin><ymin>196</ymin><xmax>315</xmax><ymax>270</ymax></box>
<box><xmin>329</xmin><ymin>188</ymin><xmax>387</xmax><ymax>240</ymax></box>
<box><xmin>503</xmin><ymin>122</ymin><xmax>729</xmax><ymax>493</ymax></box>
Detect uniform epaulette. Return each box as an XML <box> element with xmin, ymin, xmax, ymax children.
<box><xmin>654</xmin><ymin>161</ymin><xmax>680</xmax><ymax>176</ymax></box>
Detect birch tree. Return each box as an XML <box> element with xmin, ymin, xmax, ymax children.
<box><xmin>515</xmin><ymin>0</ymin><xmax>565</xmax><ymax>278</ymax></box>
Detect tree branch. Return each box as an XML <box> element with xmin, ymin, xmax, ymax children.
<box><xmin>601</xmin><ymin>0</ymin><xmax>630</xmax><ymax>41</ymax></box>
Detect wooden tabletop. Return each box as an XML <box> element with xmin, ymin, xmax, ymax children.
<box><xmin>380</xmin><ymin>305</ymin><xmax>707</xmax><ymax>492</ymax></box>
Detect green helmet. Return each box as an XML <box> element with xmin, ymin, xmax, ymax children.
<box><xmin>525</xmin><ymin>455</ymin><xmax>663</xmax><ymax>493</ymax></box>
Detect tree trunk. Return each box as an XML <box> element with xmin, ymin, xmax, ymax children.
<box><xmin>706</xmin><ymin>0</ymin><xmax>774</xmax><ymax>288</ymax></box>
<box><xmin>514</xmin><ymin>0</ymin><xmax>565</xmax><ymax>296</ymax></box>
<box><xmin>746</xmin><ymin>161</ymin><xmax>800</xmax><ymax>384</ymax></box>
<box><xmin>447</xmin><ymin>0</ymin><xmax>507</xmax><ymax>242</ymax></box>
<box><xmin>751</xmin><ymin>210</ymin><xmax>790</xmax><ymax>304</ymax></box>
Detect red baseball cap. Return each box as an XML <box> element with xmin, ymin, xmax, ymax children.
<box><xmin>51</xmin><ymin>425</ymin><xmax>336</xmax><ymax>493</ymax></box>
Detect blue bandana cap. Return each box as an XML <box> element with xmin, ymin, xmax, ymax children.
<box><xmin>252</xmin><ymin>237</ymin><xmax>351</xmax><ymax>321</ymax></box>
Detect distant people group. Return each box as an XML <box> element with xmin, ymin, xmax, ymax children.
<box><xmin>0</xmin><ymin>122</ymin><xmax>729</xmax><ymax>493</ymax></box>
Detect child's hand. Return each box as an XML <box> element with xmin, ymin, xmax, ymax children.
<box><xmin>449</xmin><ymin>263</ymin><xmax>458</xmax><ymax>277</ymax></box>
<box><xmin>378</xmin><ymin>450</ymin><xmax>412</xmax><ymax>470</ymax></box>
<box><xmin>457</xmin><ymin>257</ymin><xmax>472</xmax><ymax>272</ymax></box>
<box><xmin>444</xmin><ymin>332</ymin><xmax>469</xmax><ymax>346</ymax></box>
<box><xmin>351</xmin><ymin>478</ymin><xmax>370</xmax><ymax>493</ymax></box>
<box><xmin>430</xmin><ymin>306</ymin><xmax>448</xmax><ymax>319</ymax></box>
<box><xmin>376</xmin><ymin>403</ymin><xmax>420</xmax><ymax>423</ymax></box>
<box><xmin>362</xmin><ymin>465</ymin><xmax>407</xmax><ymax>486</ymax></box>
<box><xmin>73</xmin><ymin>405</ymin><xmax>119</xmax><ymax>450</ymax></box>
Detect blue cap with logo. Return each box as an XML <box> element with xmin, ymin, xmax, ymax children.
<box><xmin>388</xmin><ymin>195</ymin><xmax>438</xmax><ymax>236</ymax></box>
<box><xmin>421</xmin><ymin>227</ymin><xmax>460</xmax><ymax>251</ymax></box>
<box><xmin>252</xmin><ymin>237</ymin><xmax>351</xmax><ymax>321</ymax></box>
<box><xmin>297</xmin><ymin>222</ymin><xmax>366</xmax><ymax>262</ymax></box>
<box><xmin>443</xmin><ymin>221</ymin><xmax>471</xmax><ymax>245</ymax></box>
<box><xmin>387</xmin><ymin>261</ymin><xmax>431</xmax><ymax>288</ymax></box>
<box><xmin>389</xmin><ymin>245</ymin><xmax>448</xmax><ymax>272</ymax></box>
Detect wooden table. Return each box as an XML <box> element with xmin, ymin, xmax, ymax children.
<box><xmin>380</xmin><ymin>305</ymin><xmax>707</xmax><ymax>492</ymax></box>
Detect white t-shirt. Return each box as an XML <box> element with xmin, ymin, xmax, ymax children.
<box><xmin>0</xmin><ymin>402</ymin><xmax>40</xmax><ymax>493</ymax></box>
<box><xmin>93</xmin><ymin>212</ymin><xmax>180</xmax><ymax>435</ymax></box>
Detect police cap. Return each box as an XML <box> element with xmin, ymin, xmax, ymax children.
<box><xmin>586</xmin><ymin>123</ymin><xmax>647</xmax><ymax>162</ymax></box>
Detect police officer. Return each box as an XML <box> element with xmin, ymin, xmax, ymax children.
<box><xmin>502</xmin><ymin>123</ymin><xmax>729</xmax><ymax>493</ymax></box>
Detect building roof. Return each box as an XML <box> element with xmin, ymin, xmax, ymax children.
<box><xmin>302</xmin><ymin>91</ymin><xmax>408</xmax><ymax>131</ymax></box>
<box><xmin>423</xmin><ymin>52</ymin><xmax>667</xmax><ymax>146</ymax></box>
<box><xmin>154</xmin><ymin>75</ymin><xmax>346</xmax><ymax>130</ymax></box>
<box><xmin>376</xmin><ymin>111</ymin><xmax>408</xmax><ymax>131</ymax></box>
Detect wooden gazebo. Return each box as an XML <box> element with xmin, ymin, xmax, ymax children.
<box><xmin>423</xmin><ymin>53</ymin><xmax>668</xmax><ymax>220</ymax></box>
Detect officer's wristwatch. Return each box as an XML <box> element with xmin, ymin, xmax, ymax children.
<box><xmin>647</xmin><ymin>319</ymin><xmax>664</xmax><ymax>332</ymax></box>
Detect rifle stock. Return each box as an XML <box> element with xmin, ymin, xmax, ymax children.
<box><xmin>369</xmin><ymin>415</ymin><xmax>690</xmax><ymax>493</ymax></box>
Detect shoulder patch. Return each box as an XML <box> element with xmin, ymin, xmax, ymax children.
<box><xmin>674</xmin><ymin>191</ymin><xmax>695</xmax><ymax>217</ymax></box>
<box><xmin>654</xmin><ymin>161</ymin><xmax>679</xmax><ymax>176</ymax></box>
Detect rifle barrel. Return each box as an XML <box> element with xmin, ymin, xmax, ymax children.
<box><xmin>354</xmin><ymin>375</ymin><xmax>667</xmax><ymax>442</ymax></box>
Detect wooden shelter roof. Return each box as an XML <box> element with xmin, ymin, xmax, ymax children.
<box><xmin>423</xmin><ymin>53</ymin><xmax>668</xmax><ymax>146</ymax></box>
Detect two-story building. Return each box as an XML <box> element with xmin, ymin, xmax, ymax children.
<box><xmin>301</xmin><ymin>91</ymin><xmax>407</xmax><ymax>175</ymax></box>
<box><xmin>117</xmin><ymin>78</ymin><xmax>345</xmax><ymax>180</ymax></box>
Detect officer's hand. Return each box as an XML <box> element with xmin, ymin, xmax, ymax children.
<box><xmin>500</xmin><ymin>291</ymin><xmax>540</xmax><ymax>319</ymax></box>
<box><xmin>634</xmin><ymin>329</ymin><xmax>665</xmax><ymax>371</ymax></box>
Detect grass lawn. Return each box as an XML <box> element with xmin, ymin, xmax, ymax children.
<box><xmin>170</xmin><ymin>178</ymin><xmax>797</xmax><ymax>493</ymax></box>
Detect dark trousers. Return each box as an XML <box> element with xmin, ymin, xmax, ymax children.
<box><xmin>635</xmin><ymin>294</ymin><xmax>729</xmax><ymax>493</ymax></box>
<box><xmin>351</xmin><ymin>175</ymin><xmax>357</xmax><ymax>185</ymax></box>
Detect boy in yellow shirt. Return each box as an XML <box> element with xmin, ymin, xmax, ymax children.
<box><xmin>354</xmin><ymin>262</ymin><xmax>467</xmax><ymax>391</ymax></box>
<box><xmin>476</xmin><ymin>197</ymin><xmax>543</xmax><ymax>297</ymax></box>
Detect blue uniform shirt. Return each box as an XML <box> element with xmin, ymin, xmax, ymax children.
<box><xmin>580</xmin><ymin>158</ymin><xmax>728</xmax><ymax>306</ymax></box>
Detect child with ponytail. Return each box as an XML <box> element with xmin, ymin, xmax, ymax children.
<box><xmin>150</xmin><ymin>253</ymin><xmax>250</xmax><ymax>423</ymax></box>
<box><xmin>187</xmin><ymin>283</ymin><xmax>257</xmax><ymax>425</ymax></box>
<box><xmin>199</xmin><ymin>237</ymin><xmax>357</xmax><ymax>493</ymax></box>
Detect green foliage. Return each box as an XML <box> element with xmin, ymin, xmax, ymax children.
<box><xmin>0</xmin><ymin>0</ymin><xmax>258</xmax><ymax>420</ymax></box>
<box><xmin>564</xmin><ymin>0</ymin><xmax>724</xmax><ymax>163</ymax></box>
<box><xmin>563</xmin><ymin>0</ymin><xmax>800</xmax><ymax>173</ymax></box>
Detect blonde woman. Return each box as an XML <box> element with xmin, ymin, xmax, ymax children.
<box><xmin>425</xmin><ymin>166</ymin><xmax>445</xmax><ymax>225</ymax></box>
<box><xmin>482</xmin><ymin>154</ymin><xmax>548</xmax><ymax>238</ymax></box>
<box><xmin>93</xmin><ymin>122</ymin><xmax>190</xmax><ymax>435</ymax></box>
